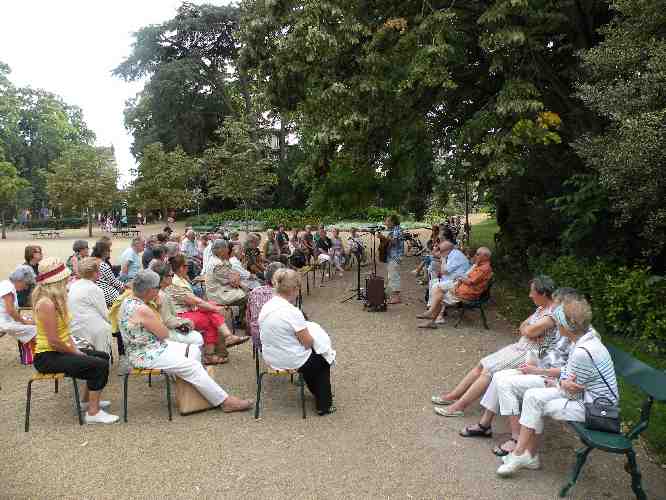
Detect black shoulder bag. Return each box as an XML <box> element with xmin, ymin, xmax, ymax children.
<box><xmin>579</xmin><ymin>346</ymin><xmax>621</xmax><ymax>434</ymax></box>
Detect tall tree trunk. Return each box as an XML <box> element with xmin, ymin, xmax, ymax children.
<box><xmin>1</xmin><ymin>209</ymin><xmax>6</xmax><ymax>240</ymax></box>
<box><xmin>87</xmin><ymin>208</ymin><xmax>93</xmax><ymax>238</ymax></box>
<box><xmin>279</xmin><ymin>118</ymin><xmax>287</xmax><ymax>162</ymax></box>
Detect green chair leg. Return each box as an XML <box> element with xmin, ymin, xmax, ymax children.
<box><xmin>54</xmin><ymin>378</ymin><xmax>59</xmax><ymax>394</ymax></box>
<box><xmin>480</xmin><ymin>306</ymin><xmax>489</xmax><ymax>330</ymax></box>
<box><xmin>255</xmin><ymin>372</ymin><xmax>265</xmax><ymax>419</ymax></box>
<box><xmin>71</xmin><ymin>378</ymin><xmax>83</xmax><ymax>425</ymax></box>
<box><xmin>559</xmin><ymin>446</ymin><xmax>592</xmax><ymax>497</ymax></box>
<box><xmin>24</xmin><ymin>379</ymin><xmax>34</xmax><ymax>432</ymax></box>
<box><xmin>165</xmin><ymin>375</ymin><xmax>173</xmax><ymax>421</ymax></box>
<box><xmin>299</xmin><ymin>373</ymin><xmax>306</xmax><ymax>419</ymax></box>
<box><xmin>123</xmin><ymin>374</ymin><xmax>129</xmax><ymax>422</ymax></box>
<box><xmin>626</xmin><ymin>449</ymin><xmax>647</xmax><ymax>500</ymax></box>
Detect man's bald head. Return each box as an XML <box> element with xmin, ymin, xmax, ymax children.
<box><xmin>476</xmin><ymin>247</ymin><xmax>492</xmax><ymax>261</ymax></box>
<box><xmin>439</xmin><ymin>240</ymin><xmax>455</xmax><ymax>254</ymax></box>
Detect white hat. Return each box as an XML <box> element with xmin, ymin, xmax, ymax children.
<box><xmin>37</xmin><ymin>257</ymin><xmax>71</xmax><ymax>285</ymax></box>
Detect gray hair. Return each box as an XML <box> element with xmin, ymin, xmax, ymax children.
<box><xmin>132</xmin><ymin>270</ymin><xmax>160</xmax><ymax>295</ymax></box>
<box><xmin>563</xmin><ymin>298</ymin><xmax>593</xmax><ymax>335</ymax></box>
<box><xmin>553</xmin><ymin>287</ymin><xmax>581</xmax><ymax>304</ymax></box>
<box><xmin>72</xmin><ymin>239</ymin><xmax>88</xmax><ymax>252</ymax></box>
<box><xmin>477</xmin><ymin>246</ymin><xmax>492</xmax><ymax>258</ymax></box>
<box><xmin>150</xmin><ymin>261</ymin><xmax>171</xmax><ymax>282</ymax></box>
<box><xmin>529</xmin><ymin>275</ymin><xmax>556</xmax><ymax>298</ymax></box>
<box><xmin>165</xmin><ymin>241</ymin><xmax>179</xmax><ymax>258</ymax></box>
<box><xmin>9</xmin><ymin>265</ymin><xmax>36</xmax><ymax>285</ymax></box>
<box><xmin>265</xmin><ymin>262</ymin><xmax>285</xmax><ymax>285</ymax></box>
<box><xmin>212</xmin><ymin>239</ymin><xmax>230</xmax><ymax>255</ymax></box>
<box><xmin>131</xmin><ymin>236</ymin><xmax>144</xmax><ymax>246</ymax></box>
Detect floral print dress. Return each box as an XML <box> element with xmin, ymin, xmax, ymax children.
<box><xmin>118</xmin><ymin>296</ymin><xmax>167</xmax><ymax>368</ymax></box>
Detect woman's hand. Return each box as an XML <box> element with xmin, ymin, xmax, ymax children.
<box><xmin>519</xmin><ymin>364</ymin><xmax>541</xmax><ymax>375</ymax></box>
<box><xmin>561</xmin><ymin>374</ymin><xmax>584</xmax><ymax>395</ymax></box>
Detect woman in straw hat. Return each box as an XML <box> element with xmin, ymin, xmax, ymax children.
<box><xmin>32</xmin><ymin>257</ymin><xmax>119</xmax><ymax>424</ymax></box>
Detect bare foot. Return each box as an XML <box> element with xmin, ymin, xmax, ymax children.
<box><xmin>225</xmin><ymin>335</ymin><xmax>250</xmax><ymax>348</ymax></box>
<box><xmin>221</xmin><ymin>396</ymin><xmax>254</xmax><ymax>413</ymax></box>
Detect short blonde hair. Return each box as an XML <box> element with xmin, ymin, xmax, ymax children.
<box><xmin>563</xmin><ymin>298</ymin><xmax>592</xmax><ymax>335</ymax></box>
<box><xmin>272</xmin><ymin>268</ymin><xmax>301</xmax><ymax>294</ymax></box>
<box><xmin>78</xmin><ymin>257</ymin><xmax>99</xmax><ymax>280</ymax></box>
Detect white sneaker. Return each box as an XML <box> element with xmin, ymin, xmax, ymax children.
<box><xmin>84</xmin><ymin>409</ymin><xmax>120</xmax><ymax>424</ymax></box>
<box><xmin>80</xmin><ymin>400</ymin><xmax>111</xmax><ymax>412</ymax></box>
<box><xmin>496</xmin><ymin>452</ymin><xmax>540</xmax><ymax>477</ymax></box>
<box><xmin>435</xmin><ymin>317</ymin><xmax>446</xmax><ymax>325</ymax></box>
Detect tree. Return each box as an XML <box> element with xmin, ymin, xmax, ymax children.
<box><xmin>203</xmin><ymin>119</ymin><xmax>277</xmax><ymax>223</ymax></box>
<box><xmin>46</xmin><ymin>145</ymin><xmax>118</xmax><ymax>237</ymax></box>
<box><xmin>114</xmin><ymin>3</ymin><xmax>242</xmax><ymax>157</ymax></box>
<box><xmin>0</xmin><ymin>154</ymin><xmax>29</xmax><ymax>239</ymax></box>
<box><xmin>132</xmin><ymin>142</ymin><xmax>200</xmax><ymax>221</ymax></box>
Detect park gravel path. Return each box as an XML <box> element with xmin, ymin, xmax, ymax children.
<box><xmin>1</xmin><ymin>259</ymin><xmax>664</xmax><ymax>499</ymax></box>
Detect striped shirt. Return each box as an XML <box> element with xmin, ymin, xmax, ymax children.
<box><xmin>563</xmin><ymin>330</ymin><xmax>619</xmax><ymax>406</ymax></box>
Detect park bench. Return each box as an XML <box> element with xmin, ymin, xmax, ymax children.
<box><xmin>111</xmin><ymin>226</ymin><xmax>140</xmax><ymax>238</ymax></box>
<box><xmin>192</xmin><ymin>225</ymin><xmax>216</xmax><ymax>234</ymax></box>
<box><xmin>454</xmin><ymin>280</ymin><xmax>493</xmax><ymax>330</ymax></box>
<box><xmin>559</xmin><ymin>344</ymin><xmax>666</xmax><ymax>499</ymax></box>
<box><xmin>30</xmin><ymin>228</ymin><xmax>61</xmax><ymax>239</ymax></box>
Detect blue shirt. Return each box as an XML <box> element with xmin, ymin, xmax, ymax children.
<box><xmin>120</xmin><ymin>247</ymin><xmax>141</xmax><ymax>282</ymax></box>
<box><xmin>181</xmin><ymin>239</ymin><xmax>200</xmax><ymax>259</ymax></box>
<box><xmin>387</xmin><ymin>226</ymin><xmax>404</xmax><ymax>262</ymax></box>
<box><xmin>444</xmin><ymin>248</ymin><xmax>470</xmax><ymax>281</ymax></box>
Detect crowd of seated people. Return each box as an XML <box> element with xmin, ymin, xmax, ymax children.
<box><xmin>1</xmin><ymin>222</ymin><xmax>344</xmax><ymax>425</ymax></box>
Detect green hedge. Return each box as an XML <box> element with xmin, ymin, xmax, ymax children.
<box><xmin>529</xmin><ymin>255</ymin><xmax>666</xmax><ymax>347</ymax></box>
<box><xmin>25</xmin><ymin>218</ymin><xmax>85</xmax><ymax>229</ymax></box>
<box><xmin>186</xmin><ymin>207</ymin><xmax>402</xmax><ymax>230</ymax></box>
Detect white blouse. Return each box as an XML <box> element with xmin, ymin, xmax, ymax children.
<box><xmin>258</xmin><ymin>296</ymin><xmax>311</xmax><ymax>370</ymax></box>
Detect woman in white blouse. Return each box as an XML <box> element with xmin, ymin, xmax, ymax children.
<box><xmin>68</xmin><ymin>257</ymin><xmax>112</xmax><ymax>354</ymax></box>
<box><xmin>258</xmin><ymin>268</ymin><xmax>335</xmax><ymax>415</ymax></box>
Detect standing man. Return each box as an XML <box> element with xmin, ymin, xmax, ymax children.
<box><xmin>119</xmin><ymin>237</ymin><xmax>145</xmax><ymax>283</ymax></box>
<box><xmin>384</xmin><ymin>214</ymin><xmax>404</xmax><ymax>305</ymax></box>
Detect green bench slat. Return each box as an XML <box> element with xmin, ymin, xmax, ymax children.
<box><xmin>607</xmin><ymin>345</ymin><xmax>666</xmax><ymax>402</ymax></box>
<box><xmin>568</xmin><ymin>421</ymin><xmax>633</xmax><ymax>452</ymax></box>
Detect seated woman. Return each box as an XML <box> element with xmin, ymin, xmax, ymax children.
<box><xmin>32</xmin><ymin>257</ymin><xmax>118</xmax><ymax>424</ymax></box>
<box><xmin>229</xmin><ymin>241</ymin><xmax>260</xmax><ymax>290</ymax></box>
<box><xmin>246</xmin><ymin>262</ymin><xmax>283</xmax><ymax>348</ymax></box>
<box><xmin>459</xmin><ymin>287</ymin><xmax>580</xmax><ymax>454</ymax></box>
<box><xmin>205</xmin><ymin>240</ymin><xmax>247</xmax><ymax>316</ymax></box>
<box><xmin>330</xmin><ymin>227</ymin><xmax>347</xmax><ymax>276</ymax></box>
<box><xmin>497</xmin><ymin>296</ymin><xmax>618</xmax><ymax>476</ymax></box>
<box><xmin>431</xmin><ymin>275</ymin><xmax>558</xmax><ymax>417</ymax></box>
<box><xmin>119</xmin><ymin>270</ymin><xmax>253</xmax><ymax>413</ymax></box>
<box><xmin>66</xmin><ymin>240</ymin><xmax>89</xmax><ymax>278</ymax></box>
<box><xmin>92</xmin><ymin>240</ymin><xmax>126</xmax><ymax>306</ymax></box>
<box><xmin>262</xmin><ymin>229</ymin><xmax>282</xmax><ymax>263</ymax></box>
<box><xmin>0</xmin><ymin>265</ymin><xmax>37</xmax><ymax>344</ymax></box>
<box><xmin>149</xmin><ymin>260</ymin><xmax>204</xmax><ymax>347</ymax></box>
<box><xmin>259</xmin><ymin>269</ymin><xmax>336</xmax><ymax>416</ymax></box>
<box><xmin>67</xmin><ymin>258</ymin><xmax>113</xmax><ymax>354</ymax></box>
<box><xmin>168</xmin><ymin>254</ymin><xmax>247</xmax><ymax>364</ymax></box>
<box><xmin>244</xmin><ymin>233</ymin><xmax>265</xmax><ymax>279</ymax></box>
<box><xmin>17</xmin><ymin>245</ymin><xmax>42</xmax><ymax>307</ymax></box>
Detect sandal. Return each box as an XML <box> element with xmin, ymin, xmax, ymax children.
<box><xmin>203</xmin><ymin>354</ymin><xmax>228</xmax><ymax>365</ymax></box>
<box><xmin>460</xmin><ymin>423</ymin><xmax>492</xmax><ymax>438</ymax></box>
<box><xmin>492</xmin><ymin>438</ymin><xmax>517</xmax><ymax>457</ymax></box>
<box><xmin>433</xmin><ymin>407</ymin><xmax>464</xmax><ymax>417</ymax></box>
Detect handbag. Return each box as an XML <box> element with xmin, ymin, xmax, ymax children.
<box><xmin>174</xmin><ymin>346</ymin><xmax>215</xmax><ymax>415</ymax></box>
<box><xmin>579</xmin><ymin>347</ymin><xmax>621</xmax><ymax>434</ymax></box>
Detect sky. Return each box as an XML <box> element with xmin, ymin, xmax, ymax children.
<box><xmin>0</xmin><ymin>0</ymin><xmax>231</xmax><ymax>185</ymax></box>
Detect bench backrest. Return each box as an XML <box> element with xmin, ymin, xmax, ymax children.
<box><xmin>608</xmin><ymin>345</ymin><xmax>666</xmax><ymax>402</ymax></box>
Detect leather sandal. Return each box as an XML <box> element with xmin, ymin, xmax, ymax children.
<box><xmin>460</xmin><ymin>423</ymin><xmax>492</xmax><ymax>438</ymax></box>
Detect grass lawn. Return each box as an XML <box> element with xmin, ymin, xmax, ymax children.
<box><xmin>471</xmin><ymin>218</ymin><xmax>666</xmax><ymax>465</ymax></box>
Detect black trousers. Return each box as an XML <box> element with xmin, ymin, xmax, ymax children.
<box><xmin>34</xmin><ymin>350</ymin><xmax>110</xmax><ymax>392</ymax></box>
<box><xmin>298</xmin><ymin>352</ymin><xmax>332</xmax><ymax>413</ymax></box>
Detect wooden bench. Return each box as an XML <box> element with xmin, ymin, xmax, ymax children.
<box><xmin>559</xmin><ymin>345</ymin><xmax>666</xmax><ymax>499</ymax></box>
<box><xmin>192</xmin><ymin>225</ymin><xmax>216</xmax><ymax>234</ymax></box>
<box><xmin>454</xmin><ymin>280</ymin><xmax>493</xmax><ymax>330</ymax></box>
<box><xmin>111</xmin><ymin>227</ymin><xmax>140</xmax><ymax>238</ymax></box>
<box><xmin>30</xmin><ymin>228</ymin><xmax>61</xmax><ymax>239</ymax></box>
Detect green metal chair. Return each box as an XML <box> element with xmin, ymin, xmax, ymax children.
<box><xmin>559</xmin><ymin>345</ymin><xmax>666</xmax><ymax>499</ymax></box>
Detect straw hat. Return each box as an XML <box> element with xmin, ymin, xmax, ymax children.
<box><xmin>37</xmin><ymin>257</ymin><xmax>71</xmax><ymax>285</ymax></box>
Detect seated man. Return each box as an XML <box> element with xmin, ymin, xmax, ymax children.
<box><xmin>418</xmin><ymin>247</ymin><xmax>493</xmax><ymax>328</ymax></box>
<box><xmin>119</xmin><ymin>237</ymin><xmax>145</xmax><ymax>283</ymax></box>
<box><xmin>459</xmin><ymin>287</ymin><xmax>580</xmax><ymax>453</ymax></box>
<box><xmin>430</xmin><ymin>240</ymin><xmax>470</xmax><ymax>293</ymax></box>
<box><xmin>119</xmin><ymin>270</ymin><xmax>252</xmax><ymax>413</ymax></box>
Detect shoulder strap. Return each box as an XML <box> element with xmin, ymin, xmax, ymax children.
<box><xmin>579</xmin><ymin>346</ymin><xmax>618</xmax><ymax>400</ymax></box>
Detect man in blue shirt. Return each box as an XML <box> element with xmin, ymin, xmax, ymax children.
<box><xmin>384</xmin><ymin>215</ymin><xmax>404</xmax><ymax>304</ymax></box>
<box><xmin>119</xmin><ymin>236</ymin><xmax>145</xmax><ymax>282</ymax></box>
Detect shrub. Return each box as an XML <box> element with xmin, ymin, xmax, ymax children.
<box><xmin>529</xmin><ymin>255</ymin><xmax>666</xmax><ymax>347</ymax></box>
<box><xmin>186</xmin><ymin>209</ymin><xmax>337</xmax><ymax>230</ymax></box>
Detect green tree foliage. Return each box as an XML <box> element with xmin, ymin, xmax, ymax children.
<box><xmin>203</xmin><ymin>119</ymin><xmax>277</xmax><ymax>219</ymax></box>
<box><xmin>131</xmin><ymin>142</ymin><xmax>200</xmax><ymax>220</ymax></box>
<box><xmin>0</xmin><ymin>152</ymin><xmax>29</xmax><ymax>239</ymax></box>
<box><xmin>570</xmin><ymin>0</ymin><xmax>666</xmax><ymax>265</ymax></box>
<box><xmin>46</xmin><ymin>145</ymin><xmax>119</xmax><ymax>236</ymax></box>
<box><xmin>113</xmin><ymin>2</ymin><xmax>242</xmax><ymax>157</ymax></box>
<box><xmin>0</xmin><ymin>62</ymin><xmax>96</xmax><ymax>211</ymax></box>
